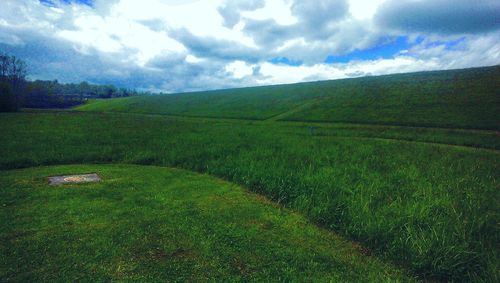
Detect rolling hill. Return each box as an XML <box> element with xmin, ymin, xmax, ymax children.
<box><xmin>76</xmin><ymin>65</ymin><xmax>500</xmax><ymax>129</ymax></box>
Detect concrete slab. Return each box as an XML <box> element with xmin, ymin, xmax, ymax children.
<box><xmin>48</xmin><ymin>173</ymin><xmax>101</xmax><ymax>186</ymax></box>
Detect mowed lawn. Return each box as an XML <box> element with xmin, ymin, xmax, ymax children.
<box><xmin>1</xmin><ymin>111</ymin><xmax>498</xmax><ymax>281</ymax></box>
<box><xmin>0</xmin><ymin>164</ymin><xmax>414</xmax><ymax>282</ymax></box>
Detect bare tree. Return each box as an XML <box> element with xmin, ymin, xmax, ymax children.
<box><xmin>0</xmin><ymin>53</ymin><xmax>27</xmax><ymax>110</ymax></box>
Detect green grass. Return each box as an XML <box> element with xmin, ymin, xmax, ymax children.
<box><xmin>1</xmin><ymin>164</ymin><xmax>415</xmax><ymax>281</ymax></box>
<box><xmin>76</xmin><ymin>65</ymin><xmax>500</xmax><ymax>129</ymax></box>
<box><xmin>1</xmin><ymin>111</ymin><xmax>498</xmax><ymax>281</ymax></box>
<box><xmin>284</xmin><ymin>67</ymin><xmax>500</xmax><ymax>129</ymax></box>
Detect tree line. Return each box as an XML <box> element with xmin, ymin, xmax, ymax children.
<box><xmin>1</xmin><ymin>53</ymin><xmax>142</xmax><ymax>111</ymax></box>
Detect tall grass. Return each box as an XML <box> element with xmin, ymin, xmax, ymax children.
<box><xmin>1</xmin><ymin>111</ymin><xmax>498</xmax><ymax>281</ymax></box>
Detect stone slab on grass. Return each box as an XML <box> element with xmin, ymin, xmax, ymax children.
<box><xmin>48</xmin><ymin>173</ymin><xmax>101</xmax><ymax>185</ymax></box>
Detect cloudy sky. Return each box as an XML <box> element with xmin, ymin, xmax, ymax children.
<box><xmin>0</xmin><ymin>0</ymin><xmax>499</xmax><ymax>92</ymax></box>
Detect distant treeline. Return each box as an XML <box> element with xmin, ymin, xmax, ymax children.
<box><xmin>1</xmin><ymin>53</ymin><xmax>143</xmax><ymax>111</ymax></box>
<box><xmin>23</xmin><ymin>80</ymin><xmax>141</xmax><ymax>109</ymax></box>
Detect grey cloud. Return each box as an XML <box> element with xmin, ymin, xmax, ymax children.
<box><xmin>240</xmin><ymin>0</ymin><xmax>352</xmax><ymax>59</ymax></box>
<box><xmin>169</xmin><ymin>28</ymin><xmax>262</xmax><ymax>62</ymax></box>
<box><xmin>291</xmin><ymin>0</ymin><xmax>349</xmax><ymax>37</ymax></box>
<box><xmin>0</xmin><ymin>28</ymin><xmax>133</xmax><ymax>83</ymax></box>
<box><xmin>1</xmin><ymin>0</ymin><xmax>90</xmax><ymax>38</ymax></box>
<box><xmin>243</xmin><ymin>19</ymin><xmax>293</xmax><ymax>48</ymax></box>
<box><xmin>217</xmin><ymin>0</ymin><xmax>265</xmax><ymax>28</ymax></box>
<box><xmin>375</xmin><ymin>0</ymin><xmax>500</xmax><ymax>34</ymax></box>
<box><xmin>150</xmin><ymin>56</ymin><xmax>258</xmax><ymax>92</ymax></box>
<box><xmin>138</xmin><ymin>19</ymin><xmax>168</xmax><ymax>32</ymax></box>
<box><xmin>242</xmin><ymin>0</ymin><xmax>350</xmax><ymax>40</ymax></box>
<box><xmin>145</xmin><ymin>53</ymin><xmax>188</xmax><ymax>70</ymax></box>
<box><xmin>242</xmin><ymin>17</ymin><xmax>378</xmax><ymax>63</ymax></box>
<box><xmin>93</xmin><ymin>0</ymin><xmax>121</xmax><ymax>15</ymax></box>
<box><xmin>0</xmin><ymin>25</ymin><xmax>259</xmax><ymax>93</ymax></box>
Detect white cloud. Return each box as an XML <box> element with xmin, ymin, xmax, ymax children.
<box><xmin>185</xmin><ymin>54</ymin><xmax>204</xmax><ymax>64</ymax></box>
<box><xmin>241</xmin><ymin>0</ymin><xmax>297</xmax><ymax>25</ymax></box>
<box><xmin>225</xmin><ymin>60</ymin><xmax>255</xmax><ymax>79</ymax></box>
<box><xmin>255</xmin><ymin>57</ymin><xmax>432</xmax><ymax>86</ymax></box>
<box><xmin>349</xmin><ymin>0</ymin><xmax>386</xmax><ymax>20</ymax></box>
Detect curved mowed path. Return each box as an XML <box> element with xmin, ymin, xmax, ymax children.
<box><xmin>0</xmin><ymin>164</ymin><xmax>413</xmax><ymax>282</ymax></box>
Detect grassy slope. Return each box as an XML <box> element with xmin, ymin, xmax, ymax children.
<box><xmin>76</xmin><ymin>66</ymin><xmax>500</xmax><ymax>129</ymax></box>
<box><xmin>1</xmin><ymin>111</ymin><xmax>498</xmax><ymax>281</ymax></box>
<box><xmin>285</xmin><ymin>66</ymin><xmax>500</xmax><ymax>129</ymax></box>
<box><xmin>0</xmin><ymin>164</ymin><xmax>413</xmax><ymax>281</ymax></box>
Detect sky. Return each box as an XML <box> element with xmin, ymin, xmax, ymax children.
<box><xmin>0</xmin><ymin>0</ymin><xmax>499</xmax><ymax>92</ymax></box>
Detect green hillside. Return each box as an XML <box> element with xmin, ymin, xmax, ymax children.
<box><xmin>76</xmin><ymin>65</ymin><xmax>500</xmax><ymax>129</ymax></box>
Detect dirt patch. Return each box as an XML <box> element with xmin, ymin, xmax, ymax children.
<box><xmin>48</xmin><ymin>173</ymin><xmax>101</xmax><ymax>185</ymax></box>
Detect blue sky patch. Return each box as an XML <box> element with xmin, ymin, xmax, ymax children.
<box><xmin>269</xmin><ymin>57</ymin><xmax>303</xmax><ymax>66</ymax></box>
<box><xmin>424</xmin><ymin>37</ymin><xmax>466</xmax><ymax>50</ymax></box>
<box><xmin>325</xmin><ymin>36</ymin><xmax>467</xmax><ymax>63</ymax></box>
<box><xmin>325</xmin><ymin>36</ymin><xmax>413</xmax><ymax>64</ymax></box>
<box><xmin>40</xmin><ymin>0</ymin><xmax>93</xmax><ymax>7</ymax></box>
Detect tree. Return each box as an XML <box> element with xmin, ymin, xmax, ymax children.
<box><xmin>0</xmin><ymin>81</ymin><xmax>15</xmax><ymax>112</ymax></box>
<box><xmin>0</xmin><ymin>53</ymin><xmax>27</xmax><ymax>111</ymax></box>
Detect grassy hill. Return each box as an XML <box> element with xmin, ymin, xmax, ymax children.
<box><xmin>1</xmin><ymin>164</ymin><xmax>414</xmax><ymax>281</ymax></box>
<box><xmin>1</xmin><ymin>111</ymin><xmax>498</xmax><ymax>281</ymax></box>
<box><xmin>76</xmin><ymin>65</ymin><xmax>500</xmax><ymax>129</ymax></box>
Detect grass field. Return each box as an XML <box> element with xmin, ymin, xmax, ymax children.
<box><xmin>76</xmin><ymin>66</ymin><xmax>500</xmax><ymax>129</ymax></box>
<box><xmin>1</xmin><ymin>65</ymin><xmax>499</xmax><ymax>282</ymax></box>
<box><xmin>1</xmin><ymin>108</ymin><xmax>498</xmax><ymax>281</ymax></box>
<box><xmin>1</xmin><ymin>164</ymin><xmax>416</xmax><ymax>281</ymax></box>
